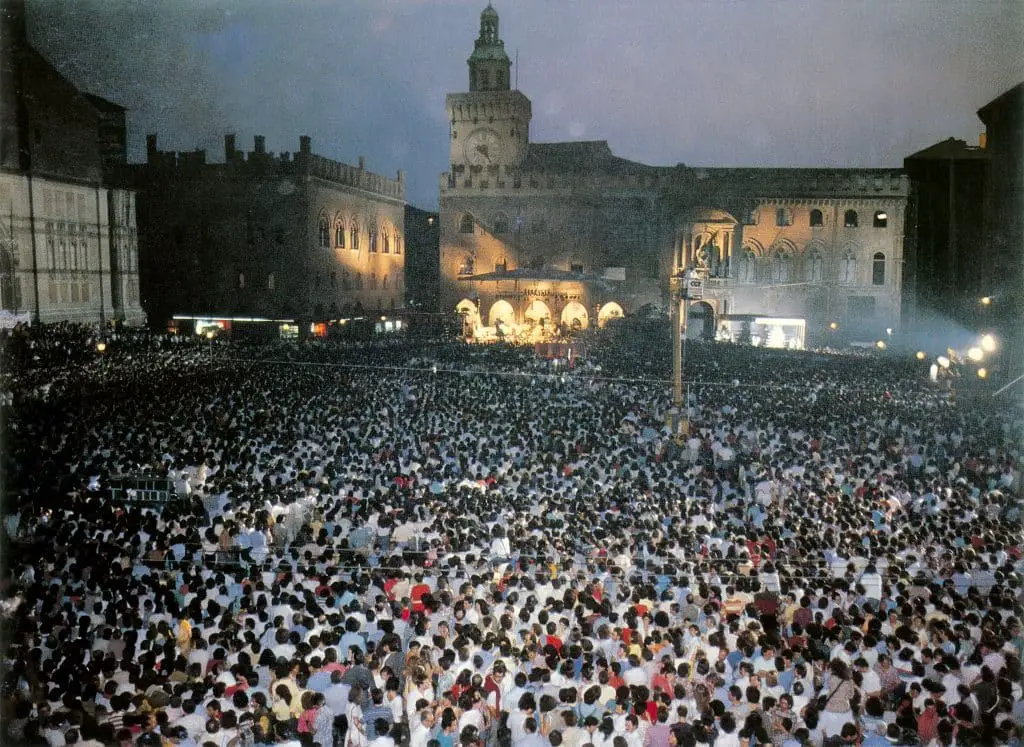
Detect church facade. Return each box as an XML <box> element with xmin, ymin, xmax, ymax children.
<box><xmin>440</xmin><ymin>5</ymin><xmax>908</xmax><ymax>344</ymax></box>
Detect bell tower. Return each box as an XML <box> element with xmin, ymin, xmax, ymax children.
<box><xmin>468</xmin><ymin>3</ymin><xmax>511</xmax><ymax>92</ymax></box>
<box><xmin>446</xmin><ymin>4</ymin><xmax>532</xmax><ymax>169</ymax></box>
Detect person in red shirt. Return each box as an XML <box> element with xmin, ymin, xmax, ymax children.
<box><xmin>409</xmin><ymin>572</ymin><xmax>431</xmax><ymax>614</ymax></box>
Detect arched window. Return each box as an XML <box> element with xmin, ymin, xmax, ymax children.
<box><xmin>382</xmin><ymin>229</ymin><xmax>391</xmax><ymax>253</ymax></box>
<box><xmin>369</xmin><ymin>273</ymin><xmax>377</xmax><ymax>290</ymax></box>
<box><xmin>350</xmin><ymin>224</ymin><xmax>360</xmax><ymax>251</ymax></box>
<box><xmin>806</xmin><ymin>251</ymin><xmax>824</xmax><ymax>282</ymax></box>
<box><xmin>839</xmin><ymin>251</ymin><xmax>857</xmax><ymax>285</ymax></box>
<box><xmin>809</xmin><ymin>209</ymin><xmax>824</xmax><ymax>227</ymax></box>
<box><xmin>738</xmin><ymin>248</ymin><xmax>757</xmax><ymax>284</ymax></box>
<box><xmin>335</xmin><ymin>222</ymin><xmax>345</xmax><ymax>248</ymax></box>
<box><xmin>775</xmin><ymin>208</ymin><xmax>792</xmax><ymax>227</ymax></box>
<box><xmin>355</xmin><ymin>272</ymin><xmax>363</xmax><ymax>289</ymax></box>
<box><xmin>318</xmin><ymin>217</ymin><xmax>330</xmax><ymax>248</ymax></box>
<box><xmin>872</xmin><ymin>252</ymin><xmax>886</xmax><ymax>285</ymax></box>
<box><xmin>873</xmin><ymin>210</ymin><xmax>888</xmax><ymax>228</ymax></box>
<box><xmin>844</xmin><ymin>209</ymin><xmax>859</xmax><ymax>228</ymax></box>
<box><xmin>770</xmin><ymin>253</ymin><xmax>791</xmax><ymax>283</ymax></box>
<box><xmin>394</xmin><ymin>234</ymin><xmax>402</xmax><ymax>255</ymax></box>
<box><xmin>382</xmin><ymin>274</ymin><xmax>389</xmax><ymax>289</ymax></box>
<box><xmin>459</xmin><ymin>214</ymin><xmax>475</xmax><ymax>234</ymax></box>
<box><xmin>493</xmin><ymin>214</ymin><xmax>510</xmax><ymax>234</ymax></box>
<box><xmin>369</xmin><ymin>229</ymin><xmax>378</xmax><ymax>253</ymax></box>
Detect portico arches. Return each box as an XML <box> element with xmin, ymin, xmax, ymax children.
<box><xmin>597</xmin><ymin>302</ymin><xmax>624</xmax><ymax>327</ymax></box>
<box><xmin>560</xmin><ymin>301</ymin><xmax>589</xmax><ymax>330</ymax></box>
<box><xmin>488</xmin><ymin>299</ymin><xmax>515</xmax><ymax>328</ymax></box>
<box><xmin>687</xmin><ymin>300</ymin><xmax>715</xmax><ymax>340</ymax></box>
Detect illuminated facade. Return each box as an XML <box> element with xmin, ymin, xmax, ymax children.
<box><xmin>441</xmin><ymin>5</ymin><xmax>908</xmax><ymax>343</ymax></box>
<box><xmin>0</xmin><ymin>1</ymin><xmax>144</xmax><ymax>326</ymax></box>
<box><xmin>133</xmin><ymin>135</ymin><xmax>405</xmax><ymax>325</ymax></box>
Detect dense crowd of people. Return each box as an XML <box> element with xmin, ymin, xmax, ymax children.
<box><xmin>1</xmin><ymin>321</ymin><xmax>1021</xmax><ymax>747</ymax></box>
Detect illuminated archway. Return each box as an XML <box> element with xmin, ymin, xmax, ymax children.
<box><xmin>488</xmin><ymin>299</ymin><xmax>515</xmax><ymax>327</ymax></box>
<box><xmin>560</xmin><ymin>301</ymin><xmax>589</xmax><ymax>330</ymax></box>
<box><xmin>455</xmin><ymin>298</ymin><xmax>481</xmax><ymax>334</ymax></box>
<box><xmin>524</xmin><ymin>299</ymin><xmax>551</xmax><ymax>323</ymax></box>
<box><xmin>598</xmin><ymin>302</ymin><xmax>624</xmax><ymax>327</ymax></box>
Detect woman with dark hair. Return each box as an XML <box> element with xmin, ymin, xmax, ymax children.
<box><xmin>818</xmin><ymin>660</ymin><xmax>858</xmax><ymax>740</ymax></box>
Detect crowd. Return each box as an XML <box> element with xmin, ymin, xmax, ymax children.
<box><xmin>1</xmin><ymin>321</ymin><xmax>1021</xmax><ymax>747</ymax></box>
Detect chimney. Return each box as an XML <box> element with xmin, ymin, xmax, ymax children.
<box><xmin>224</xmin><ymin>133</ymin><xmax>236</xmax><ymax>161</ymax></box>
<box><xmin>146</xmin><ymin>134</ymin><xmax>158</xmax><ymax>162</ymax></box>
<box><xmin>358</xmin><ymin>156</ymin><xmax>365</xmax><ymax>170</ymax></box>
<box><xmin>254</xmin><ymin>135</ymin><xmax>265</xmax><ymax>154</ymax></box>
<box><xmin>299</xmin><ymin>135</ymin><xmax>311</xmax><ymax>154</ymax></box>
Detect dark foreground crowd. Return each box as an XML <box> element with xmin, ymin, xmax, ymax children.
<box><xmin>1</xmin><ymin>323</ymin><xmax>1021</xmax><ymax>747</ymax></box>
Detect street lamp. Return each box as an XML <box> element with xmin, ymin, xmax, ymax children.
<box><xmin>967</xmin><ymin>347</ymin><xmax>983</xmax><ymax>362</ymax></box>
<box><xmin>876</xmin><ymin>340</ymin><xmax>886</xmax><ymax>350</ymax></box>
<box><xmin>829</xmin><ymin>321</ymin><xmax>838</xmax><ymax>330</ymax></box>
<box><xmin>980</xmin><ymin>334</ymin><xmax>997</xmax><ymax>353</ymax></box>
<box><xmin>915</xmin><ymin>351</ymin><xmax>926</xmax><ymax>360</ymax></box>
<box><xmin>977</xmin><ymin>368</ymin><xmax>988</xmax><ymax>379</ymax></box>
<box><xmin>980</xmin><ymin>296</ymin><xmax>992</xmax><ymax>306</ymax></box>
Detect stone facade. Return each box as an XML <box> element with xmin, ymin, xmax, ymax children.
<box><xmin>440</xmin><ymin>5</ymin><xmax>908</xmax><ymax>343</ymax></box>
<box><xmin>0</xmin><ymin>0</ymin><xmax>144</xmax><ymax>325</ymax></box>
<box><xmin>132</xmin><ymin>135</ymin><xmax>405</xmax><ymax>325</ymax></box>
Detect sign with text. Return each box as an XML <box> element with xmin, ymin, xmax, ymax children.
<box><xmin>686</xmin><ymin>278</ymin><xmax>704</xmax><ymax>299</ymax></box>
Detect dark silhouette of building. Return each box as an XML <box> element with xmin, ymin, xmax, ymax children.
<box><xmin>404</xmin><ymin>205</ymin><xmax>440</xmax><ymax>313</ymax></box>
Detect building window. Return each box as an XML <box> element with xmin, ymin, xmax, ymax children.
<box><xmin>844</xmin><ymin>209</ymin><xmax>859</xmax><ymax>228</ymax></box>
<box><xmin>743</xmin><ymin>208</ymin><xmax>758</xmax><ymax>225</ymax></box>
<box><xmin>335</xmin><ymin>223</ymin><xmax>345</xmax><ymax>248</ymax></box>
<box><xmin>459</xmin><ymin>214</ymin><xmax>475</xmax><ymax>234</ymax></box>
<box><xmin>775</xmin><ymin>208</ymin><xmax>792</xmax><ymax>227</ymax></box>
<box><xmin>267</xmin><ymin>273</ymin><xmax>275</xmax><ymax>290</ymax></box>
<box><xmin>394</xmin><ymin>234</ymin><xmax>402</xmax><ymax>255</ymax></box>
<box><xmin>369</xmin><ymin>230</ymin><xmax>378</xmax><ymax>253</ymax></box>
<box><xmin>493</xmin><ymin>214</ymin><xmax>510</xmax><ymax>234</ymax></box>
<box><xmin>370</xmin><ymin>273</ymin><xmax>377</xmax><ymax>290</ymax></box>
<box><xmin>839</xmin><ymin>251</ymin><xmax>857</xmax><ymax>285</ymax></box>
<box><xmin>873</xmin><ymin>210</ymin><xmax>888</xmax><ymax>228</ymax></box>
<box><xmin>356</xmin><ymin>272</ymin><xmax>363</xmax><ymax>289</ymax></box>
<box><xmin>570</xmin><ymin>262</ymin><xmax>584</xmax><ymax>274</ymax></box>
<box><xmin>770</xmin><ymin>253</ymin><xmax>791</xmax><ymax>283</ymax></box>
<box><xmin>458</xmin><ymin>256</ymin><xmax>474</xmax><ymax>276</ymax></box>
<box><xmin>342</xmin><ymin>271</ymin><xmax>351</xmax><ymax>290</ymax></box>
<box><xmin>351</xmin><ymin>225</ymin><xmax>359</xmax><ymax>251</ymax></box>
<box><xmin>382</xmin><ymin>230</ymin><xmax>390</xmax><ymax>253</ymax></box>
<box><xmin>318</xmin><ymin>217</ymin><xmax>330</xmax><ymax>248</ymax></box>
<box><xmin>809</xmin><ymin>209</ymin><xmax>823</xmax><ymax>227</ymax></box>
<box><xmin>738</xmin><ymin>248</ymin><xmax>757</xmax><ymax>284</ymax></box>
<box><xmin>872</xmin><ymin>252</ymin><xmax>886</xmax><ymax>285</ymax></box>
<box><xmin>806</xmin><ymin>251</ymin><xmax>824</xmax><ymax>282</ymax></box>
<box><xmin>238</xmin><ymin>272</ymin><xmax>245</xmax><ymax>289</ymax></box>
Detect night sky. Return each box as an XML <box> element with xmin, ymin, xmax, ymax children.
<box><xmin>26</xmin><ymin>0</ymin><xmax>1024</xmax><ymax>209</ymax></box>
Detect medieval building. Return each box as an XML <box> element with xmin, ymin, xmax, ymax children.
<box><xmin>440</xmin><ymin>4</ymin><xmax>908</xmax><ymax>345</ymax></box>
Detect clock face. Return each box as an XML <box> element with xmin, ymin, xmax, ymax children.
<box><xmin>464</xmin><ymin>128</ymin><xmax>502</xmax><ymax>166</ymax></box>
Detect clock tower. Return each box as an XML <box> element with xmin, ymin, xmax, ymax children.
<box><xmin>446</xmin><ymin>3</ymin><xmax>532</xmax><ymax>169</ymax></box>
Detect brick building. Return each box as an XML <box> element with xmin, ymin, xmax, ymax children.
<box><xmin>441</xmin><ymin>5</ymin><xmax>908</xmax><ymax>345</ymax></box>
<box><xmin>0</xmin><ymin>0</ymin><xmax>144</xmax><ymax>325</ymax></box>
<box><xmin>132</xmin><ymin>135</ymin><xmax>406</xmax><ymax>327</ymax></box>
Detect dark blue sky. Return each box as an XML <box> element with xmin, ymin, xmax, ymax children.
<box><xmin>28</xmin><ymin>0</ymin><xmax>1024</xmax><ymax>209</ymax></box>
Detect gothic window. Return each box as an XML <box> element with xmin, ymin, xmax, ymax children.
<box><xmin>335</xmin><ymin>222</ymin><xmax>345</xmax><ymax>248</ymax></box>
<box><xmin>806</xmin><ymin>251</ymin><xmax>824</xmax><ymax>282</ymax></box>
<box><xmin>318</xmin><ymin>217</ymin><xmax>330</xmax><ymax>248</ymax></box>
<box><xmin>872</xmin><ymin>252</ymin><xmax>886</xmax><ymax>286</ymax></box>
<box><xmin>370</xmin><ymin>273</ymin><xmax>377</xmax><ymax>290</ymax></box>
<box><xmin>809</xmin><ymin>209</ymin><xmax>824</xmax><ymax>227</ymax></box>
<box><xmin>844</xmin><ymin>209</ymin><xmax>859</xmax><ymax>228</ymax></box>
<box><xmin>775</xmin><ymin>208</ymin><xmax>792</xmax><ymax>227</ymax></box>
<box><xmin>873</xmin><ymin>210</ymin><xmax>888</xmax><ymax>228</ymax></box>
<box><xmin>394</xmin><ymin>234</ymin><xmax>402</xmax><ymax>255</ymax></box>
<box><xmin>369</xmin><ymin>229</ymin><xmax>378</xmax><ymax>253</ymax></box>
<box><xmin>770</xmin><ymin>253</ymin><xmax>791</xmax><ymax>283</ymax></box>
<box><xmin>382</xmin><ymin>230</ymin><xmax>391</xmax><ymax>253</ymax></box>
<box><xmin>351</xmin><ymin>224</ymin><xmax>360</xmax><ymax>251</ymax></box>
<box><xmin>738</xmin><ymin>248</ymin><xmax>757</xmax><ymax>284</ymax></box>
<box><xmin>493</xmin><ymin>214</ymin><xmax>510</xmax><ymax>234</ymax></box>
<box><xmin>459</xmin><ymin>214</ymin><xmax>475</xmax><ymax>234</ymax></box>
<box><xmin>382</xmin><ymin>274</ymin><xmax>389</xmax><ymax>289</ymax></box>
<box><xmin>839</xmin><ymin>251</ymin><xmax>857</xmax><ymax>285</ymax></box>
